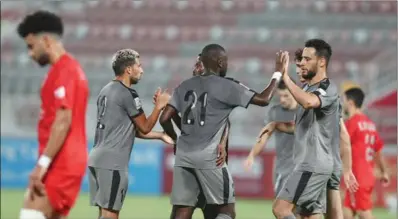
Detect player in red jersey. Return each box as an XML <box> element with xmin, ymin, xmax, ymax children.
<box><xmin>17</xmin><ymin>11</ymin><xmax>89</xmax><ymax>219</ymax></box>
<box><xmin>342</xmin><ymin>87</ymin><xmax>390</xmax><ymax>219</ymax></box>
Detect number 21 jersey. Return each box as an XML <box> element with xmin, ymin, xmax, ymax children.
<box><xmin>168</xmin><ymin>75</ymin><xmax>255</xmax><ymax>169</ymax></box>
<box><xmin>345</xmin><ymin>113</ymin><xmax>384</xmax><ymax>187</ymax></box>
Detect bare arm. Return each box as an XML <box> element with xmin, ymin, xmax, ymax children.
<box><xmin>219</xmin><ymin>120</ymin><xmax>230</xmax><ymax>146</ymax></box>
<box><xmin>374</xmin><ymin>151</ymin><xmax>388</xmax><ymax>175</ymax></box>
<box><xmin>250</xmin><ymin>79</ymin><xmax>280</xmax><ymax>106</ymax></box>
<box><xmin>275</xmin><ymin>122</ymin><xmax>295</xmax><ymax>134</ymax></box>
<box><xmin>339</xmin><ymin>120</ymin><xmax>352</xmax><ymax>172</ymax></box>
<box><xmin>42</xmin><ymin>109</ymin><xmax>72</xmax><ymax>160</ymax></box>
<box><xmin>283</xmin><ymin>75</ymin><xmax>321</xmax><ymax>109</ymax></box>
<box><xmin>248</xmin><ymin>122</ymin><xmax>276</xmax><ymax>158</ymax></box>
<box><xmin>171</xmin><ymin>113</ymin><xmax>182</xmax><ymax>130</ymax></box>
<box><xmin>159</xmin><ymin>105</ymin><xmax>178</xmax><ymax>142</ymax></box>
<box><xmin>136</xmin><ymin>131</ymin><xmax>164</xmax><ymax>140</ymax></box>
<box><xmin>132</xmin><ymin>107</ymin><xmax>162</xmax><ymax>134</ymax></box>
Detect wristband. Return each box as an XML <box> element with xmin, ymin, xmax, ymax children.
<box><xmin>272</xmin><ymin>72</ymin><xmax>282</xmax><ymax>81</ymax></box>
<box><xmin>38</xmin><ymin>155</ymin><xmax>52</xmax><ymax>169</ymax></box>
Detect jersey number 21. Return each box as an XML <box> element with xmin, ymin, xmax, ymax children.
<box><xmin>183</xmin><ymin>90</ymin><xmax>208</xmax><ymax>126</ymax></box>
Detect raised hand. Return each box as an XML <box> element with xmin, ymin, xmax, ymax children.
<box><xmin>152</xmin><ymin>87</ymin><xmax>161</xmax><ymax>105</ymax></box>
<box><xmin>155</xmin><ymin>88</ymin><xmax>171</xmax><ymax>110</ymax></box>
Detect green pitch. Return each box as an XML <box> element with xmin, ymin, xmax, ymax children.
<box><xmin>1</xmin><ymin>189</ymin><xmax>394</xmax><ymax>219</ymax></box>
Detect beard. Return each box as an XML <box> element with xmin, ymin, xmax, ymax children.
<box><xmin>36</xmin><ymin>53</ymin><xmax>50</xmax><ymax>67</ymax></box>
<box><xmin>302</xmin><ymin>70</ymin><xmax>316</xmax><ymax>80</ymax></box>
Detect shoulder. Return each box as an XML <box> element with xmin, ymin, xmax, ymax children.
<box><xmin>318</xmin><ymin>78</ymin><xmax>337</xmax><ymax>93</ymax></box>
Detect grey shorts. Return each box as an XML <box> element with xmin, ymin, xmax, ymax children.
<box><xmin>171</xmin><ymin>165</ymin><xmax>235</xmax><ymax>206</ymax></box>
<box><xmin>277</xmin><ymin>170</ymin><xmax>330</xmax><ymax>215</ymax></box>
<box><xmin>273</xmin><ymin>172</ymin><xmax>290</xmax><ymax>197</ymax></box>
<box><xmin>327</xmin><ymin>170</ymin><xmax>342</xmax><ymax>190</ymax></box>
<box><xmin>88</xmin><ymin>167</ymin><xmax>129</xmax><ymax>211</ymax></box>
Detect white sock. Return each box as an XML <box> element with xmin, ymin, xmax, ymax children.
<box><xmin>19</xmin><ymin>209</ymin><xmax>46</xmax><ymax>219</ymax></box>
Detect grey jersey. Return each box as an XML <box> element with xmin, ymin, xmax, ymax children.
<box><xmin>294</xmin><ymin>78</ymin><xmax>340</xmax><ymax>174</ymax></box>
<box><xmin>332</xmin><ymin>104</ymin><xmax>343</xmax><ymax>171</ymax></box>
<box><xmin>88</xmin><ymin>80</ymin><xmax>144</xmax><ymax>170</ymax></box>
<box><xmin>169</xmin><ymin>75</ymin><xmax>255</xmax><ymax>169</ymax></box>
<box><xmin>266</xmin><ymin>105</ymin><xmax>296</xmax><ymax>175</ymax></box>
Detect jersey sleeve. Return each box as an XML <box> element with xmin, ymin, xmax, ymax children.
<box><xmin>52</xmin><ymin>68</ymin><xmax>77</xmax><ymax>110</ymax></box>
<box><xmin>311</xmin><ymin>79</ymin><xmax>338</xmax><ymax>110</ymax></box>
<box><xmin>121</xmin><ymin>89</ymin><xmax>144</xmax><ymax>118</ymax></box>
<box><xmin>223</xmin><ymin>78</ymin><xmax>255</xmax><ymax>108</ymax></box>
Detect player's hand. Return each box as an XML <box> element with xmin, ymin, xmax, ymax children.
<box><xmin>152</xmin><ymin>87</ymin><xmax>161</xmax><ymax>105</ymax></box>
<box><xmin>243</xmin><ymin>155</ymin><xmax>254</xmax><ymax>172</ymax></box>
<box><xmin>275</xmin><ymin>50</ymin><xmax>285</xmax><ymax>73</ymax></box>
<box><xmin>380</xmin><ymin>172</ymin><xmax>390</xmax><ymax>187</ymax></box>
<box><xmin>193</xmin><ymin>55</ymin><xmax>204</xmax><ymax>76</ymax></box>
<box><xmin>282</xmin><ymin>51</ymin><xmax>290</xmax><ymax>77</ymax></box>
<box><xmin>343</xmin><ymin>170</ymin><xmax>359</xmax><ymax>193</ymax></box>
<box><xmin>216</xmin><ymin>144</ymin><xmax>227</xmax><ymax>167</ymax></box>
<box><xmin>155</xmin><ymin>88</ymin><xmax>171</xmax><ymax>110</ymax></box>
<box><xmin>28</xmin><ymin>165</ymin><xmax>46</xmax><ymax>200</ymax></box>
<box><xmin>161</xmin><ymin>133</ymin><xmax>175</xmax><ymax>145</ymax></box>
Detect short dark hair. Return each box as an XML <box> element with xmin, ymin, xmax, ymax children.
<box><xmin>277</xmin><ymin>79</ymin><xmax>296</xmax><ymax>90</ymax></box>
<box><xmin>200</xmin><ymin>44</ymin><xmax>225</xmax><ymax>67</ymax></box>
<box><xmin>345</xmin><ymin>87</ymin><xmax>365</xmax><ymax>108</ymax></box>
<box><xmin>17</xmin><ymin>10</ymin><xmax>64</xmax><ymax>38</ymax></box>
<box><xmin>294</xmin><ymin>48</ymin><xmax>303</xmax><ymax>62</ymax></box>
<box><xmin>111</xmin><ymin>49</ymin><xmax>140</xmax><ymax>76</ymax></box>
<box><xmin>304</xmin><ymin>39</ymin><xmax>332</xmax><ymax>67</ymax></box>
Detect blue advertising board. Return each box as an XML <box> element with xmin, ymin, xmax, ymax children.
<box><xmin>1</xmin><ymin>137</ymin><xmax>164</xmax><ymax>195</ymax></box>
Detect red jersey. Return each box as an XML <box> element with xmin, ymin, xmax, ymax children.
<box><xmin>345</xmin><ymin>113</ymin><xmax>383</xmax><ymax>188</ymax></box>
<box><xmin>39</xmin><ymin>53</ymin><xmax>89</xmax><ymax>175</ymax></box>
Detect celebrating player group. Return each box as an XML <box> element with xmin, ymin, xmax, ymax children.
<box><xmin>16</xmin><ymin>10</ymin><xmax>389</xmax><ymax>219</ymax></box>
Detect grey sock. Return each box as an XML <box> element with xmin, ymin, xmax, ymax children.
<box><xmin>283</xmin><ymin>215</ymin><xmax>296</xmax><ymax>219</ymax></box>
<box><xmin>215</xmin><ymin>213</ymin><xmax>232</xmax><ymax>219</ymax></box>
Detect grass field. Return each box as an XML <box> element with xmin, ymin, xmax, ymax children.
<box><xmin>0</xmin><ymin>189</ymin><xmax>394</xmax><ymax>219</ymax></box>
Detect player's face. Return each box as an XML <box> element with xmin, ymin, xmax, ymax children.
<box><xmin>278</xmin><ymin>89</ymin><xmax>295</xmax><ymax>109</ymax></box>
<box><xmin>24</xmin><ymin>34</ymin><xmax>51</xmax><ymax>67</ymax></box>
<box><xmin>300</xmin><ymin>47</ymin><xmax>319</xmax><ymax>80</ymax></box>
<box><xmin>295</xmin><ymin>60</ymin><xmax>306</xmax><ymax>83</ymax></box>
<box><xmin>218</xmin><ymin>54</ymin><xmax>228</xmax><ymax>77</ymax></box>
<box><xmin>128</xmin><ymin>60</ymin><xmax>143</xmax><ymax>84</ymax></box>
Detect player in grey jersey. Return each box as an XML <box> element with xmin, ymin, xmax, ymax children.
<box><xmin>271</xmin><ymin>41</ymin><xmax>357</xmax><ymax>219</ymax></box>
<box><xmin>87</xmin><ymin>49</ymin><xmax>173</xmax><ymax>219</ymax></box>
<box><xmin>159</xmin><ymin>44</ymin><xmax>288</xmax><ymax>219</ymax></box>
<box><xmin>244</xmin><ymin>80</ymin><xmax>297</xmax><ymax>197</ymax></box>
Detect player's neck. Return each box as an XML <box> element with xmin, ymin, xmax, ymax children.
<box><xmin>203</xmin><ymin>69</ymin><xmax>218</xmax><ymax>76</ymax></box>
<box><xmin>49</xmin><ymin>43</ymin><xmax>66</xmax><ymax>65</ymax></box>
<box><xmin>114</xmin><ymin>76</ymin><xmax>132</xmax><ymax>88</ymax></box>
<box><xmin>348</xmin><ymin>108</ymin><xmax>363</xmax><ymax>118</ymax></box>
<box><xmin>308</xmin><ymin>70</ymin><xmax>327</xmax><ymax>86</ymax></box>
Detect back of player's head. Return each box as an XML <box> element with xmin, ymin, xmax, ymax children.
<box><xmin>17</xmin><ymin>10</ymin><xmax>63</xmax><ymax>38</ymax></box>
<box><xmin>345</xmin><ymin>87</ymin><xmax>365</xmax><ymax>108</ymax></box>
<box><xmin>200</xmin><ymin>44</ymin><xmax>227</xmax><ymax>76</ymax></box>
<box><xmin>294</xmin><ymin>48</ymin><xmax>303</xmax><ymax>62</ymax></box>
<box><xmin>304</xmin><ymin>39</ymin><xmax>332</xmax><ymax>67</ymax></box>
<box><xmin>112</xmin><ymin>49</ymin><xmax>140</xmax><ymax>76</ymax></box>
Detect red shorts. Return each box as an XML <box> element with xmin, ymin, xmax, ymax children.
<box><xmin>42</xmin><ymin>169</ymin><xmax>85</xmax><ymax>216</ymax></box>
<box><xmin>344</xmin><ymin>186</ymin><xmax>373</xmax><ymax>211</ymax></box>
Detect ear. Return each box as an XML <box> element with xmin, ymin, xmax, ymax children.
<box><xmin>319</xmin><ymin>57</ymin><xmax>327</xmax><ymax>68</ymax></box>
<box><xmin>217</xmin><ymin>58</ymin><xmax>223</xmax><ymax>68</ymax></box>
<box><xmin>42</xmin><ymin>34</ymin><xmax>52</xmax><ymax>48</ymax></box>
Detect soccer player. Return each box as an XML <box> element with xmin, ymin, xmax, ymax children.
<box><xmin>248</xmin><ymin>48</ymin><xmax>357</xmax><ymax>219</ymax></box>
<box><xmin>271</xmin><ymin>39</ymin><xmax>341</xmax><ymax>219</ymax></box>
<box><xmin>159</xmin><ymin>44</ymin><xmax>288</xmax><ymax>219</ymax></box>
<box><xmin>17</xmin><ymin>11</ymin><xmax>89</xmax><ymax>219</ymax></box>
<box><xmin>87</xmin><ymin>49</ymin><xmax>172</xmax><ymax>219</ymax></box>
<box><xmin>342</xmin><ymin>87</ymin><xmax>390</xmax><ymax>219</ymax></box>
<box><xmin>244</xmin><ymin>80</ymin><xmax>297</xmax><ymax>197</ymax></box>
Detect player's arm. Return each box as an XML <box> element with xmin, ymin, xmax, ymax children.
<box><xmin>159</xmin><ymin>105</ymin><xmax>178</xmax><ymax>142</ymax></box>
<box><xmin>171</xmin><ymin>114</ymin><xmax>182</xmax><ymax>130</ymax></box>
<box><xmin>275</xmin><ymin>121</ymin><xmax>295</xmax><ymax>134</ymax></box>
<box><xmin>136</xmin><ymin>131</ymin><xmax>163</xmax><ymax>139</ymax></box>
<box><xmin>248</xmin><ymin>122</ymin><xmax>276</xmax><ymax>158</ymax></box>
<box><xmin>374</xmin><ymin>134</ymin><xmax>388</xmax><ymax>177</ymax></box>
<box><xmin>219</xmin><ymin>120</ymin><xmax>230</xmax><ymax>146</ymax></box>
<box><xmin>40</xmin><ymin>71</ymin><xmax>76</xmax><ymax>170</ymax></box>
<box><xmin>339</xmin><ymin>119</ymin><xmax>353</xmax><ymax>172</ymax></box>
<box><xmin>250</xmin><ymin>76</ymin><xmax>280</xmax><ymax>106</ymax></box>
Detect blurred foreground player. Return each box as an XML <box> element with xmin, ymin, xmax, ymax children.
<box><xmin>88</xmin><ymin>49</ymin><xmax>172</xmax><ymax>219</ymax></box>
<box><xmin>160</xmin><ymin>44</ymin><xmax>287</xmax><ymax>219</ymax></box>
<box><xmin>342</xmin><ymin>88</ymin><xmax>389</xmax><ymax>219</ymax></box>
<box><xmin>17</xmin><ymin>11</ymin><xmax>89</xmax><ymax>219</ymax></box>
